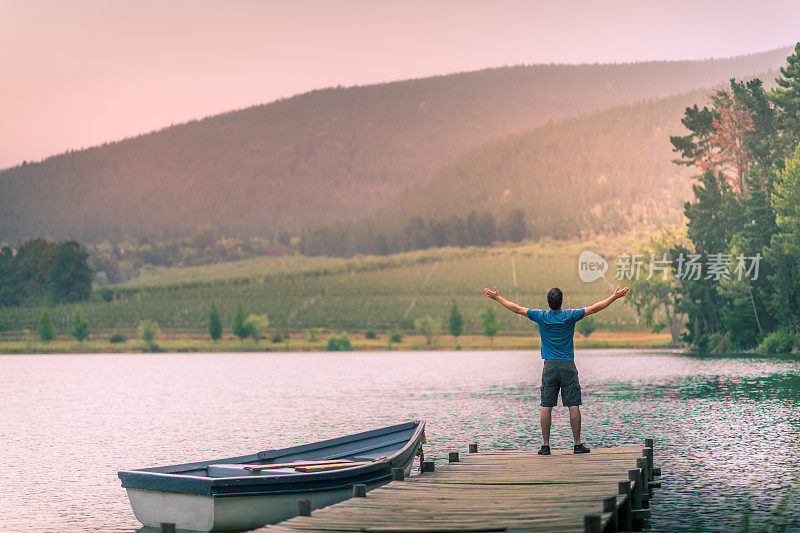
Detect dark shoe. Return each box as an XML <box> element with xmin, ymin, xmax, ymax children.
<box><xmin>538</xmin><ymin>445</ymin><xmax>551</xmax><ymax>455</ymax></box>
<box><xmin>573</xmin><ymin>443</ymin><xmax>591</xmax><ymax>454</ymax></box>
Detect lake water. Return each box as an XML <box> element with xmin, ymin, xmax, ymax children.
<box><xmin>1</xmin><ymin>349</ymin><xmax>798</xmax><ymax>532</ymax></box>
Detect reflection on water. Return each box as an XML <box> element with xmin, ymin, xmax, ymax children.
<box><xmin>0</xmin><ymin>350</ymin><xmax>798</xmax><ymax>532</ymax></box>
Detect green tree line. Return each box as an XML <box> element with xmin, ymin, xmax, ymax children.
<box><xmin>0</xmin><ymin>239</ymin><xmax>92</xmax><ymax>307</ymax></box>
<box><xmin>301</xmin><ymin>209</ymin><xmax>528</xmax><ymax>256</ymax></box>
<box><xmin>667</xmin><ymin>43</ymin><xmax>800</xmax><ymax>352</ymax></box>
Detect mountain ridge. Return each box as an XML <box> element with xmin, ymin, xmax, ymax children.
<box><xmin>0</xmin><ymin>47</ymin><xmax>791</xmax><ymax>243</ymax></box>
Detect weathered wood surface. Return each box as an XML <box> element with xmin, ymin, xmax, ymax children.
<box><xmin>256</xmin><ymin>445</ymin><xmax>656</xmax><ymax>533</ymax></box>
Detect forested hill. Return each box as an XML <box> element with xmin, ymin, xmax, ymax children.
<box><xmin>299</xmin><ymin>89</ymin><xmax>710</xmax><ymax>255</ymax></box>
<box><xmin>0</xmin><ymin>48</ymin><xmax>791</xmax><ymax>243</ymax></box>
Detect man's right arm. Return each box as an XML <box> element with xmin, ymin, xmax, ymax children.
<box><xmin>483</xmin><ymin>286</ymin><xmax>529</xmax><ymax>317</ymax></box>
<box><xmin>584</xmin><ymin>286</ymin><xmax>629</xmax><ymax>316</ymax></box>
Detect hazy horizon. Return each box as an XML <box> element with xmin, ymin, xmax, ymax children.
<box><xmin>2</xmin><ymin>0</ymin><xmax>799</xmax><ymax>169</ymax></box>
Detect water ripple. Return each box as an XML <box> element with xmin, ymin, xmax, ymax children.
<box><xmin>0</xmin><ymin>350</ymin><xmax>798</xmax><ymax>532</ymax></box>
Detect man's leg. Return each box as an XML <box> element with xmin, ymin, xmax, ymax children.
<box><xmin>540</xmin><ymin>406</ymin><xmax>553</xmax><ymax>445</ymax></box>
<box><xmin>568</xmin><ymin>405</ymin><xmax>581</xmax><ymax>445</ymax></box>
<box><xmin>540</xmin><ymin>360</ymin><xmax>558</xmax><ymax>449</ymax></box>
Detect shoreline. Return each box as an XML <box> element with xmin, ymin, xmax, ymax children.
<box><xmin>0</xmin><ymin>331</ymin><xmax>677</xmax><ymax>354</ymax></box>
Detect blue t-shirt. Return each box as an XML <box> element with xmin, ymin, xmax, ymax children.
<box><xmin>526</xmin><ymin>308</ymin><xmax>586</xmax><ymax>360</ymax></box>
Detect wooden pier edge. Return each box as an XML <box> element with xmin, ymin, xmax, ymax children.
<box><xmin>258</xmin><ymin>438</ymin><xmax>662</xmax><ymax>533</ymax></box>
<box><xmin>594</xmin><ymin>438</ymin><xmax>661</xmax><ymax>532</ymax></box>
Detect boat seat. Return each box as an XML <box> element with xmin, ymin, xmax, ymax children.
<box><xmin>207</xmin><ymin>464</ymin><xmax>297</xmax><ymax>477</ymax></box>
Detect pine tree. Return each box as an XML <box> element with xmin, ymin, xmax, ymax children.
<box><xmin>70</xmin><ymin>306</ymin><xmax>90</xmax><ymax>342</ymax></box>
<box><xmin>764</xmin><ymin>143</ymin><xmax>800</xmax><ymax>329</ymax></box>
<box><xmin>232</xmin><ymin>303</ymin><xmax>247</xmax><ymax>340</ymax></box>
<box><xmin>38</xmin><ymin>309</ymin><xmax>55</xmax><ymax>341</ymax></box>
<box><xmin>771</xmin><ymin>43</ymin><xmax>800</xmax><ymax>151</ymax></box>
<box><xmin>448</xmin><ymin>299</ymin><xmax>463</xmax><ymax>339</ymax></box>
<box><xmin>480</xmin><ymin>303</ymin><xmax>500</xmax><ymax>342</ymax></box>
<box><xmin>208</xmin><ymin>301</ymin><xmax>222</xmax><ymax>341</ymax></box>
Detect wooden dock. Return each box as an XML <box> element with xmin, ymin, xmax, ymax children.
<box><xmin>257</xmin><ymin>440</ymin><xmax>661</xmax><ymax>533</ymax></box>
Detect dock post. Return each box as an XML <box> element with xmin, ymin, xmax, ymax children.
<box><xmin>353</xmin><ymin>484</ymin><xmax>367</xmax><ymax>497</ymax></box>
<box><xmin>644</xmin><ymin>449</ymin><xmax>654</xmax><ymax>478</ymax></box>
<box><xmin>469</xmin><ymin>443</ymin><xmax>478</xmax><ymax>453</ymax></box>
<box><xmin>391</xmin><ymin>467</ymin><xmax>405</xmax><ymax>481</ymax></box>
<box><xmin>637</xmin><ymin>458</ymin><xmax>651</xmax><ymax>494</ymax></box>
<box><xmin>422</xmin><ymin>460</ymin><xmax>435</xmax><ymax>472</ymax></box>
<box><xmin>629</xmin><ymin>467</ymin><xmax>646</xmax><ymax>531</ymax></box>
<box><xmin>584</xmin><ymin>514</ymin><xmax>601</xmax><ymax>533</ymax></box>
<box><xmin>604</xmin><ymin>496</ymin><xmax>618</xmax><ymax>532</ymax></box>
<box><xmin>628</xmin><ymin>469</ymin><xmax>641</xmax><ymax>509</ymax></box>
<box><xmin>643</xmin><ymin>449</ymin><xmax>655</xmax><ymax>497</ymax></box>
<box><xmin>618</xmin><ymin>480</ymin><xmax>633</xmax><ymax>532</ymax></box>
<box><xmin>160</xmin><ymin>524</ymin><xmax>176</xmax><ymax>533</ymax></box>
<box><xmin>637</xmin><ymin>458</ymin><xmax>651</xmax><ymax>506</ymax></box>
<box><xmin>449</xmin><ymin>452</ymin><xmax>460</xmax><ymax>463</ymax></box>
<box><xmin>298</xmin><ymin>498</ymin><xmax>311</xmax><ymax>516</ymax></box>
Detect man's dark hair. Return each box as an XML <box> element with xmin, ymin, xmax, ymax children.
<box><xmin>547</xmin><ymin>287</ymin><xmax>563</xmax><ymax>310</ymax></box>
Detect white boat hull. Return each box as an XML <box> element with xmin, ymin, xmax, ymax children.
<box><xmin>126</xmin><ymin>467</ymin><xmax>409</xmax><ymax>531</ymax></box>
<box><xmin>119</xmin><ymin>421</ymin><xmax>425</xmax><ymax>531</ymax></box>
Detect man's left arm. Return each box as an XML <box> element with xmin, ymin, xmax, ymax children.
<box><xmin>583</xmin><ymin>286</ymin><xmax>629</xmax><ymax>317</ymax></box>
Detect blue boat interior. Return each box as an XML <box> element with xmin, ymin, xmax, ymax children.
<box><xmin>131</xmin><ymin>421</ymin><xmax>422</xmax><ymax>479</ymax></box>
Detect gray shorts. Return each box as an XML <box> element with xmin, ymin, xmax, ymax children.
<box><xmin>541</xmin><ymin>359</ymin><xmax>582</xmax><ymax>407</ymax></box>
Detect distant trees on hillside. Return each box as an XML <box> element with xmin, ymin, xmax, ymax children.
<box><xmin>299</xmin><ymin>90</ymin><xmax>703</xmax><ymax>257</ymax></box>
<box><xmin>86</xmin><ymin>231</ymin><xmax>286</xmax><ymax>286</ymax></box>
<box><xmin>300</xmin><ymin>209</ymin><xmax>527</xmax><ymax>256</ymax></box>
<box><xmin>0</xmin><ymin>239</ymin><xmax>92</xmax><ymax>307</ymax></box>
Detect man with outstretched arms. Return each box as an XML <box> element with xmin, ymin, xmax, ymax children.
<box><xmin>483</xmin><ymin>285</ymin><xmax>629</xmax><ymax>455</ymax></box>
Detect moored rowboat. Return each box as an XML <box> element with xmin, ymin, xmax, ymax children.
<box><xmin>118</xmin><ymin>420</ymin><xmax>426</xmax><ymax>531</ymax></box>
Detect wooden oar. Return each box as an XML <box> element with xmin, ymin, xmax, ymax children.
<box><xmin>294</xmin><ymin>461</ymin><xmax>373</xmax><ymax>472</ymax></box>
<box><xmin>244</xmin><ymin>459</ymin><xmax>354</xmax><ymax>472</ymax></box>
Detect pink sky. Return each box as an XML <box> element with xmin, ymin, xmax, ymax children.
<box><xmin>1</xmin><ymin>0</ymin><xmax>799</xmax><ymax>170</ymax></box>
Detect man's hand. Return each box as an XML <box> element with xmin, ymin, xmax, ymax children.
<box><xmin>483</xmin><ymin>286</ymin><xmax>500</xmax><ymax>300</ymax></box>
<box><xmin>483</xmin><ymin>286</ymin><xmax>528</xmax><ymax>316</ymax></box>
<box><xmin>584</xmin><ymin>286</ymin><xmax>630</xmax><ymax>316</ymax></box>
<box><xmin>612</xmin><ymin>286</ymin><xmax>630</xmax><ymax>300</ymax></box>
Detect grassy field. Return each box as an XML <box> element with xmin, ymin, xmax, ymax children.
<box><xmin>0</xmin><ymin>238</ymin><xmax>650</xmax><ymax>340</ymax></box>
<box><xmin>117</xmin><ymin>254</ymin><xmax>353</xmax><ymax>287</ymax></box>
